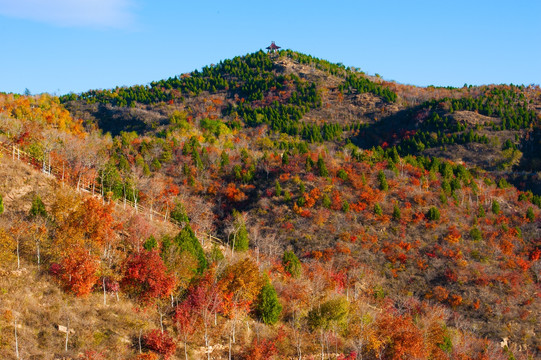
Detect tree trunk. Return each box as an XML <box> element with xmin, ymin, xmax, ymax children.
<box><xmin>36</xmin><ymin>239</ymin><xmax>40</xmax><ymax>271</ymax></box>
<box><xmin>65</xmin><ymin>317</ymin><xmax>70</xmax><ymax>352</ymax></box>
<box><xmin>16</xmin><ymin>239</ymin><xmax>20</xmax><ymax>270</ymax></box>
<box><xmin>14</xmin><ymin>319</ymin><xmax>19</xmax><ymax>359</ymax></box>
<box><xmin>205</xmin><ymin>324</ymin><xmax>210</xmax><ymax>360</ymax></box>
<box><xmin>228</xmin><ymin>334</ymin><xmax>232</xmax><ymax>360</ymax></box>
<box><xmin>103</xmin><ymin>278</ymin><xmax>107</xmax><ymax>306</ymax></box>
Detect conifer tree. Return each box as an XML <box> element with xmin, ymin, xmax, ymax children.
<box><xmin>377</xmin><ymin>170</ymin><xmax>388</xmax><ymax>191</ymax></box>
<box><xmin>232</xmin><ymin>211</ymin><xmax>249</xmax><ymax>251</ymax></box>
<box><xmin>427</xmin><ymin>207</ymin><xmax>441</xmax><ymax>221</ymax></box>
<box><xmin>492</xmin><ymin>200</ymin><xmax>500</xmax><ymax>215</ymax></box>
<box><xmin>174</xmin><ymin>225</ymin><xmax>208</xmax><ymax>274</ymax></box>
<box><xmin>275</xmin><ymin>180</ymin><xmax>282</xmax><ymax>197</ymax></box>
<box><xmin>170</xmin><ymin>202</ymin><xmax>190</xmax><ymax>226</ymax></box>
<box><xmin>317</xmin><ymin>155</ymin><xmax>328</xmax><ymax>177</ymax></box>
<box><xmin>29</xmin><ymin>195</ymin><xmax>47</xmax><ymax>218</ymax></box>
<box><xmin>0</xmin><ymin>193</ymin><xmax>3</xmax><ymax>215</ymax></box>
<box><xmin>526</xmin><ymin>207</ymin><xmax>535</xmax><ymax>222</ymax></box>
<box><xmin>392</xmin><ymin>204</ymin><xmax>401</xmax><ymax>220</ymax></box>
<box><xmin>255</xmin><ymin>279</ymin><xmax>282</xmax><ymax>325</ymax></box>
<box><xmin>322</xmin><ymin>194</ymin><xmax>331</xmax><ymax>209</ymax></box>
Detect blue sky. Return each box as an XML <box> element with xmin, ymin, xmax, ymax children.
<box><xmin>1</xmin><ymin>0</ymin><xmax>540</xmax><ymax>95</ymax></box>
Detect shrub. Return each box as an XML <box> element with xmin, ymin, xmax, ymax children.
<box><xmin>526</xmin><ymin>207</ymin><xmax>535</xmax><ymax>222</ymax></box>
<box><xmin>392</xmin><ymin>204</ymin><xmax>401</xmax><ymax>220</ymax></box>
<box><xmin>232</xmin><ymin>214</ymin><xmax>250</xmax><ymax>251</ymax></box>
<box><xmin>142</xmin><ymin>329</ymin><xmax>176</xmax><ymax>360</ymax></box>
<box><xmin>322</xmin><ymin>194</ymin><xmax>331</xmax><ymax>209</ymax></box>
<box><xmin>378</xmin><ymin>170</ymin><xmax>388</xmax><ymax>191</ymax></box>
<box><xmin>282</xmin><ymin>250</ymin><xmax>301</xmax><ymax>278</ymax></box>
<box><xmin>30</xmin><ymin>195</ymin><xmax>47</xmax><ymax>218</ymax></box>
<box><xmin>478</xmin><ymin>205</ymin><xmax>485</xmax><ymax>218</ymax></box>
<box><xmin>143</xmin><ymin>236</ymin><xmax>158</xmax><ymax>251</ymax></box>
<box><xmin>275</xmin><ymin>180</ymin><xmax>282</xmax><ymax>196</ymax></box>
<box><xmin>469</xmin><ymin>227</ymin><xmax>482</xmax><ymax>241</ymax></box>
<box><xmin>318</xmin><ymin>155</ymin><xmax>328</xmax><ymax>177</ymax></box>
<box><xmin>307</xmin><ymin>297</ymin><xmax>349</xmax><ymax>330</ymax></box>
<box><xmin>427</xmin><ymin>207</ymin><xmax>440</xmax><ymax>221</ymax></box>
<box><xmin>492</xmin><ymin>200</ymin><xmax>500</xmax><ymax>215</ymax></box>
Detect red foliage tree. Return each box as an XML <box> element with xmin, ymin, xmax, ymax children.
<box><xmin>142</xmin><ymin>329</ymin><xmax>176</xmax><ymax>360</ymax></box>
<box><xmin>121</xmin><ymin>250</ymin><xmax>176</xmax><ymax>304</ymax></box>
<box><xmin>374</xmin><ymin>310</ymin><xmax>427</xmax><ymax>360</ymax></box>
<box><xmin>57</xmin><ymin>246</ymin><xmax>100</xmax><ymax>296</ymax></box>
<box><xmin>241</xmin><ymin>338</ymin><xmax>278</xmax><ymax>360</ymax></box>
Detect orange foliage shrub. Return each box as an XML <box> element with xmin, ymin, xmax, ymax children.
<box><xmin>445</xmin><ymin>226</ymin><xmax>462</xmax><ymax>244</ymax></box>
<box><xmin>449</xmin><ymin>294</ymin><xmax>463</xmax><ymax>307</ymax></box>
<box><xmin>224</xmin><ymin>183</ymin><xmax>247</xmax><ymax>202</ymax></box>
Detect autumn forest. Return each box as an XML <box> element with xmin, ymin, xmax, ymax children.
<box><xmin>0</xmin><ymin>50</ymin><xmax>539</xmax><ymax>360</ymax></box>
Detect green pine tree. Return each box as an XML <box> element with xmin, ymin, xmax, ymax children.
<box><xmin>232</xmin><ymin>212</ymin><xmax>249</xmax><ymax>251</ymax></box>
<box><xmin>143</xmin><ymin>236</ymin><xmax>158</xmax><ymax>251</ymax></box>
<box><xmin>0</xmin><ymin>193</ymin><xmax>3</xmax><ymax>215</ymax></box>
<box><xmin>170</xmin><ymin>202</ymin><xmax>189</xmax><ymax>226</ymax></box>
<box><xmin>275</xmin><ymin>180</ymin><xmax>282</xmax><ymax>197</ymax></box>
<box><xmin>322</xmin><ymin>194</ymin><xmax>331</xmax><ymax>209</ymax></box>
<box><xmin>210</xmin><ymin>243</ymin><xmax>225</xmax><ymax>263</ymax></box>
<box><xmin>220</xmin><ymin>150</ymin><xmax>230</xmax><ymax>168</ymax></box>
<box><xmin>492</xmin><ymin>200</ymin><xmax>500</xmax><ymax>215</ymax></box>
<box><xmin>174</xmin><ymin>225</ymin><xmax>208</xmax><ymax>274</ymax></box>
<box><xmin>317</xmin><ymin>155</ymin><xmax>329</xmax><ymax>177</ymax></box>
<box><xmin>282</xmin><ymin>152</ymin><xmax>289</xmax><ymax>165</ymax></box>
<box><xmin>377</xmin><ymin>170</ymin><xmax>388</xmax><ymax>191</ymax></box>
<box><xmin>427</xmin><ymin>207</ymin><xmax>441</xmax><ymax>221</ymax></box>
<box><xmin>256</xmin><ymin>280</ymin><xmax>282</xmax><ymax>325</ymax></box>
<box><xmin>478</xmin><ymin>205</ymin><xmax>486</xmax><ymax>218</ymax></box>
<box><xmin>29</xmin><ymin>195</ymin><xmax>47</xmax><ymax>218</ymax></box>
<box><xmin>392</xmin><ymin>204</ymin><xmax>401</xmax><ymax>220</ymax></box>
<box><xmin>526</xmin><ymin>207</ymin><xmax>535</xmax><ymax>222</ymax></box>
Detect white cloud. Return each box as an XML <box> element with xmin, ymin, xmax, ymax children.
<box><xmin>0</xmin><ymin>0</ymin><xmax>136</xmax><ymax>29</ymax></box>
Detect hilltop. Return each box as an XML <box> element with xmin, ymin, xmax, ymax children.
<box><xmin>0</xmin><ymin>50</ymin><xmax>539</xmax><ymax>359</ymax></box>
<box><xmin>61</xmin><ymin>50</ymin><xmax>541</xmax><ymax>192</ymax></box>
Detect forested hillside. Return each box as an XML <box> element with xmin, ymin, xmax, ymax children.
<box><xmin>0</xmin><ymin>50</ymin><xmax>540</xmax><ymax>359</ymax></box>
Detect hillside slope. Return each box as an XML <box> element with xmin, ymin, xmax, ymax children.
<box><xmin>0</xmin><ymin>51</ymin><xmax>540</xmax><ymax>359</ymax></box>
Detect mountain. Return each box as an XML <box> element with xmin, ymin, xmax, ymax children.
<box><xmin>0</xmin><ymin>50</ymin><xmax>539</xmax><ymax>359</ymax></box>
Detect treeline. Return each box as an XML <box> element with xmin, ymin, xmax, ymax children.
<box><xmin>60</xmin><ymin>85</ymin><xmax>173</xmax><ymax>108</ymax></box>
<box><xmin>426</xmin><ymin>86</ymin><xmax>537</xmax><ymax>130</ymax></box>
<box><xmin>61</xmin><ymin>51</ymin><xmax>283</xmax><ymax>106</ymax></box>
<box><xmin>393</xmin><ymin>86</ymin><xmax>538</xmax><ymax>155</ymax></box>
<box><xmin>399</xmin><ymin>112</ymin><xmax>490</xmax><ymax>154</ymax></box>
<box><xmin>339</xmin><ymin>75</ymin><xmax>398</xmax><ymax>103</ymax></box>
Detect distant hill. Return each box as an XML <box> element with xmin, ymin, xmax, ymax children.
<box><xmin>61</xmin><ymin>50</ymin><xmax>541</xmax><ymax>193</ymax></box>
